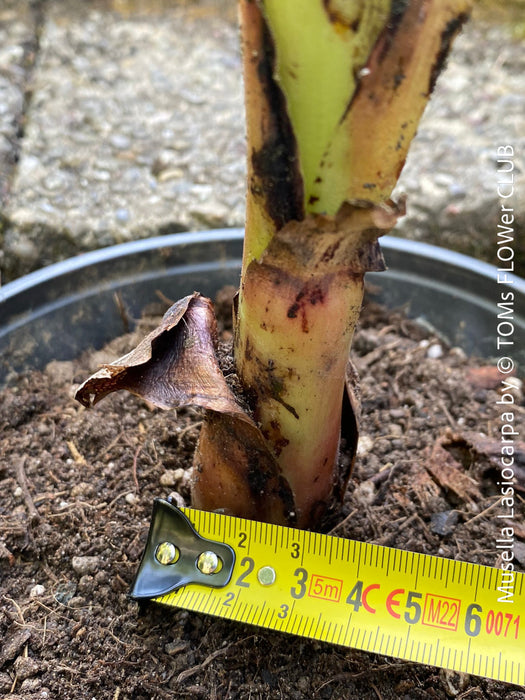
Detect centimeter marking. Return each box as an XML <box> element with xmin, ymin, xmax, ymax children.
<box><xmin>155</xmin><ymin>508</ymin><xmax>524</xmax><ymax>686</ymax></box>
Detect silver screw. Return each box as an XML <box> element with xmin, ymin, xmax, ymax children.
<box><xmin>155</xmin><ymin>541</ymin><xmax>180</xmax><ymax>566</ymax></box>
<box><xmin>197</xmin><ymin>550</ymin><xmax>219</xmax><ymax>575</ymax></box>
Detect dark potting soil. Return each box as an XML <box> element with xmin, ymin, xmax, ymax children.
<box><xmin>1</xmin><ymin>288</ymin><xmax>524</xmax><ymax>700</ymax></box>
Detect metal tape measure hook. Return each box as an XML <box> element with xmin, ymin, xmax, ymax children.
<box><xmin>130</xmin><ymin>499</ymin><xmax>235</xmax><ymax>599</ymax></box>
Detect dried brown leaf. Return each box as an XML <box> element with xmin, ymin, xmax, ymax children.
<box><xmin>465</xmin><ymin>366</ymin><xmax>515</xmax><ymax>391</ymax></box>
<box><xmin>441</xmin><ymin>431</ymin><xmax>525</xmax><ymax>492</ymax></box>
<box><xmin>75</xmin><ymin>293</ymin><xmax>249</xmax><ymax>420</ymax></box>
<box><xmin>75</xmin><ymin>293</ymin><xmax>296</xmax><ymax>523</ymax></box>
<box><xmin>193</xmin><ymin>413</ymin><xmax>295</xmax><ymax>525</ymax></box>
<box><xmin>425</xmin><ymin>438</ymin><xmax>481</xmax><ymax>504</ymax></box>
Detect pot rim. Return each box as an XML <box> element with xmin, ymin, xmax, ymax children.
<box><xmin>1</xmin><ymin>230</ymin><xmax>524</xmax><ymax>303</ymax></box>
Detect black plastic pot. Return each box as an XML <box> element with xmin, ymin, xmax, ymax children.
<box><xmin>1</xmin><ymin>230</ymin><xmax>524</xmax><ymax>384</ymax></box>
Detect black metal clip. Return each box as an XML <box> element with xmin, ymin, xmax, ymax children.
<box><xmin>130</xmin><ymin>499</ymin><xmax>235</xmax><ymax>599</ymax></box>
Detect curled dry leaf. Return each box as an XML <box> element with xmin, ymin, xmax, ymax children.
<box><xmin>75</xmin><ymin>293</ymin><xmax>296</xmax><ymax>524</ymax></box>
<box><xmin>76</xmin><ymin>293</ymin><xmax>244</xmax><ymax>415</ymax></box>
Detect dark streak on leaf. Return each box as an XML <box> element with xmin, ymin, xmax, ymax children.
<box><xmin>428</xmin><ymin>13</ymin><xmax>470</xmax><ymax>95</ymax></box>
<box><xmin>274</xmin><ymin>396</ymin><xmax>300</xmax><ymax>420</ymax></box>
<box><xmin>265</xmin><ymin>358</ymin><xmax>300</xmax><ymax>418</ymax></box>
<box><xmin>250</xmin><ymin>17</ymin><xmax>304</xmax><ymax>228</ymax></box>
<box><xmin>340</xmin><ymin>0</ymin><xmax>410</xmax><ymax>126</ymax></box>
<box><xmin>382</xmin><ymin>0</ymin><xmax>410</xmax><ymax>62</ymax></box>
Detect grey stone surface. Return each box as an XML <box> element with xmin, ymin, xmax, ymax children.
<box><xmin>0</xmin><ymin>1</ymin><xmax>40</xmax><ymax>206</ymax></box>
<box><xmin>393</xmin><ymin>23</ymin><xmax>524</xmax><ymax>271</ymax></box>
<box><xmin>1</xmin><ymin>0</ymin><xmax>244</xmax><ymax>280</ymax></box>
<box><xmin>0</xmin><ymin>1</ymin><xmax>523</xmax><ymax>282</ymax></box>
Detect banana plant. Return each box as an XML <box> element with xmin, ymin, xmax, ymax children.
<box><xmin>76</xmin><ymin>0</ymin><xmax>472</xmax><ymax>529</ymax></box>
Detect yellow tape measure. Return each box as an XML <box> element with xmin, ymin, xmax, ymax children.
<box><xmin>131</xmin><ymin>500</ymin><xmax>524</xmax><ymax>686</ymax></box>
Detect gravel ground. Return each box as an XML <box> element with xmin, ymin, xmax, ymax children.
<box><xmin>0</xmin><ymin>0</ymin><xmax>523</xmax><ymax>281</ymax></box>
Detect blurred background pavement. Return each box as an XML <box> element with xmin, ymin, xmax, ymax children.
<box><xmin>0</xmin><ymin>0</ymin><xmax>523</xmax><ymax>283</ymax></box>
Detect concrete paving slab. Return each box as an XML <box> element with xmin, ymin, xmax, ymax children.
<box><xmin>0</xmin><ymin>0</ymin><xmax>41</xmax><ymax>207</ymax></box>
<box><xmin>2</xmin><ymin>0</ymin><xmax>244</xmax><ymax>280</ymax></box>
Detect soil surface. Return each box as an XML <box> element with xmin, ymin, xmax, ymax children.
<box><xmin>1</xmin><ymin>292</ymin><xmax>524</xmax><ymax>699</ymax></box>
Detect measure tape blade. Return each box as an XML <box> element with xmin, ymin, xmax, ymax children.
<box><xmin>137</xmin><ymin>505</ymin><xmax>524</xmax><ymax>686</ymax></box>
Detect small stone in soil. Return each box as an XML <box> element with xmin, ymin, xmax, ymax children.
<box><xmin>165</xmin><ymin>640</ymin><xmax>189</xmax><ymax>655</ymax></box>
<box><xmin>19</xmin><ymin>677</ymin><xmax>42</xmax><ymax>693</ymax></box>
<box><xmin>0</xmin><ymin>628</ymin><xmax>31</xmax><ymax>666</ymax></box>
<box><xmin>14</xmin><ymin>656</ymin><xmax>41</xmax><ymax>681</ymax></box>
<box><xmin>513</xmin><ymin>541</ymin><xmax>525</xmax><ymax>567</ymax></box>
<box><xmin>53</xmin><ymin>581</ymin><xmax>77</xmax><ymax>605</ymax></box>
<box><xmin>167</xmin><ymin>491</ymin><xmax>186</xmax><ymax>508</ymax></box>
<box><xmin>430</xmin><ymin>510</ymin><xmax>459</xmax><ymax>536</ymax></box>
<box><xmin>353</xmin><ymin>480</ymin><xmax>376</xmax><ymax>506</ymax></box>
<box><xmin>0</xmin><ymin>673</ymin><xmax>12</xmax><ymax>694</ymax></box>
<box><xmin>29</xmin><ymin>584</ymin><xmax>46</xmax><ymax>598</ymax></box>
<box><xmin>427</xmin><ymin>343</ymin><xmax>444</xmax><ymax>359</ymax></box>
<box><xmin>357</xmin><ymin>435</ymin><xmax>374</xmax><ymax>456</ymax></box>
<box><xmin>71</xmin><ymin>555</ymin><xmax>100</xmax><ymax>576</ymax></box>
